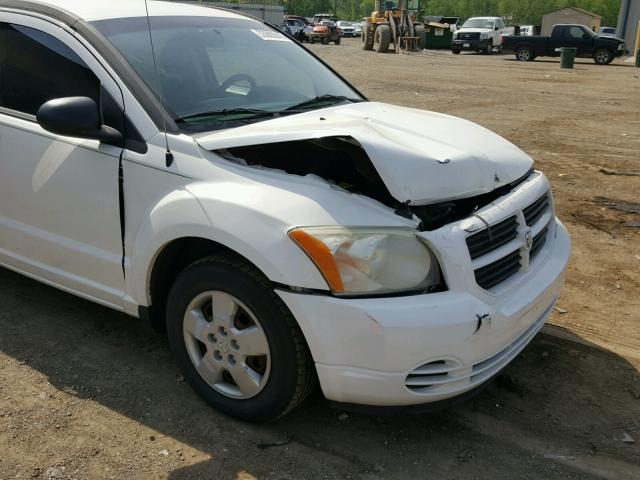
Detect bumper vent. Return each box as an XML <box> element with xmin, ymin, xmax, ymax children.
<box><xmin>405</xmin><ymin>302</ymin><xmax>552</xmax><ymax>394</ymax></box>
<box><xmin>466</xmin><ymin>215</ymin><xmax>518</xmax><ymax>260</ymax></box>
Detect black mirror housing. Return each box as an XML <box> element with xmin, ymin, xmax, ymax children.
<box><xmin>37</xmin><ymin>97</ymin><xmax>123</xmax><ymax>145</ymax></box>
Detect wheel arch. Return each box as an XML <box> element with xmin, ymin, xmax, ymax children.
<box><xmin>128</xmin><ymin>189</ymin><xmax>328</xmax><ymax>330</ymax></box>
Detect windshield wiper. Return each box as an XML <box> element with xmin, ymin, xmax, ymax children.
<box><xmin>175</xmin><ymin>108</ymin><xmax>280</xmax><ymax>123</ymax></box>
<box><xmin>284</xmin><ymin>94</ymin><xmax>362</xmax><ymax>112</ymax></box>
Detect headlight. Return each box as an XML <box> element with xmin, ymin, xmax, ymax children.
<box><xmin>480</xmin><ymin>32</ymin><xmax>489</xmax><ymax>39</ymax></box>
<box><xmin>289</xmin><ymin>227</ymin><xmax>441</xmax><ymax>295</ymax></box>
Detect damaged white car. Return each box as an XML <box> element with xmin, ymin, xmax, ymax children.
<box><xmin>0</xmin><ymin>0</ymin><xmax>570</xmax><ymax>422</ymax></box>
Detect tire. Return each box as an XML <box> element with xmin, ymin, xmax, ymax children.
<box><xmin>516</xmin><ymin>46</ymin><xmax>533</xmax><ymax>61</ymax></box>
<box><xmin>334</xmin><ymin>35</ymin><xmax>341</xmax><ymax>45</ymax></box>
<box><xmin>452</xmin><ymin>49</ymin><xmax>461</xmax><ymax>54</ymax></box>
<box><xmin>485</xmin><ymin>39</ymin><xmax>493</xmax><ymax>54</ymax></box>
<box><xmin>373</xmin><ymin>24</ymin><xmax>391</xmax><ymax>53</ymax></box>
<box><xmin>593</xmin><ymin>47</ymin><xmax>613</xmax><ymax>65</ymax></box>
<box><xmin>414</xmin><ymin>25</ymin><xmax>425</xmax><ymax>49</ymax></box>
<box><xmin>321</xmin><ymin>35</ymin><xmax>330</xmax><ymax>45</ymax></box>
<box><xmin>362</xmin><ymin>24</ymin><xmax>375</xmax><ymax>50</ymax></box>
<box><xmin>309</xmin><ymin>36</ymin><xmax>316</xmax><ymax>44</ymax></box>
<box><xmin>166</xmin><ymin>254</ymin><xmax>315</xmax><ymax>422</ymax></box>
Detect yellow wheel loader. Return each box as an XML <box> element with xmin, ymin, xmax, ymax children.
<box><xmin>361</xmin><ymin>0</ymin><xmax>424</xmax><ymax>53</ymax></box>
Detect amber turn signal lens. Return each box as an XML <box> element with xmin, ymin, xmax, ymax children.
<box><xmin>289</xmin><ymin>229</ymin><xmax>345</xmax><ymax>293</ymax></box>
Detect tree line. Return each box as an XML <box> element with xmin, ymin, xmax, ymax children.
<box><xmin>283</xmin><ymin>0</ymin><xmax>621</xmax><ymax>26</ymax></box>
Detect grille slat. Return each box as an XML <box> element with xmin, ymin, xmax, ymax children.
<box><xmin>529</xmin><ymin>227</ymin><xmax>548</xmax><ymax>259</ymax></box>
<box><xmin>524</xmin><ymin>193</ymin><xmax>549</xmax><ymax>226</ymax></box>
<box><xmin>466</xmin><ymin>216</ymin><xmax>518</xmax><ymax>260</ymax></box>
<box><xmin>474</xmin><ymin>250</ymin><xmax>521</xmax><ymax>289</ymax></box>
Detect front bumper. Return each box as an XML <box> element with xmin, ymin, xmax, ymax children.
<box><xmin>452</xmin><ymin>38</ymin><xmax>489</xmax><ymax>51</ymax></box>
<box><xmin>277</xmin><ymin>174</ymin><xmax>571</xmax><ymax>407</ymax></box>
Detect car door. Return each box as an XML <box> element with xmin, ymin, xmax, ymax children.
<box><xmin>492</xmin><ymin>19</ymin><xmax>503</xmax><ymax>46</ymax></box>
<box><xmin>0</xmin><ymin>13</ymin><xmax>126</xmax><ymax>308</ymax></box>
<box><xmin>562</xmin><ymin>25</ymin><xmax>590</xmax><ymax>55</ymax></box>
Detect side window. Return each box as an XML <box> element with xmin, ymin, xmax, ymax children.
<box><xmin>0</xmin><ymin>22</ymin><xmax>100</xmax><ymax>116</ymax></box>
<box><xmin>566</xmin><ymin>26</ymin><xmax>585</xmax><ymax>39</ymax></box>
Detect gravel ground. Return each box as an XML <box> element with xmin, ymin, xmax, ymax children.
<box><xmin>1</xmin><ymin>39</ymin><xmax>639</xmax><ymax>479</ymax></box>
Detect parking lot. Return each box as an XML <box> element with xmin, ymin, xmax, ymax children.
<box><xmin>1</xmin><ymin>38</ymin><xmax>639</xmax><ymax>479</ymax></box>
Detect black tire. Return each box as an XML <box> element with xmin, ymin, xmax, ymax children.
<box><xmin>485</xmin><ymin>39</ymin><xmax>493</xmax><ymax>54</ymax></box>
<box><xmin>452</xmin><ymin>49</ymin><xmax>461</xmax><ymax>54</ymax></box>
<box><xmin>321</xmin><ymin>35</ymin><xmax>330</xmax><ymax>45</ymax></box>
<box><xmin>516</xmin><ymin>46</ymin><xmax>533</xmax><ymax>61</ymax></box>
<box><xmin>309</xmin><ymin>36</ymin><xmax>316</xmax><ymax>44</ymax></box>
<box><xmin>362</xmin><ymin>24</ymin><xmax>375</xmax><ymax>50</ymax></box>
<box><xmin>166</xmin><ymin>254</ymin><xmax>315</xmax><ymax>422</ymax></box>
<box><xmin>414</xmin><ymin>25</ymin><xmax>426</xmax><ymax>49</ymax></box>
<box><xmin>334</xmin><ymin>35</ymin><xmax>341</xmax><ymax>45</ymax></box>
<box><xmin>373</xmin><ymin>24</ymin><xmax>391</xmax><ymax>53</ymax></box>
<box><xmin>593</xmin><ymin>47</ymin><xmax>613</xmax><ymax>65</ymax></box>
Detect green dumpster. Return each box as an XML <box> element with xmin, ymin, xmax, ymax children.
<box><xmin>424</xmin><ymin>24</ymin><xmax>453</xmax><ymax>49</ymax></box>
<box><xmin>559</xmin><ymin>47</ymin><xmax>577</xmax><ymax>69</ymax></box>
<box><xmin>421</xmin><ymin>16</ymin><xmax>459</xmax><ymax>49</ymax></box>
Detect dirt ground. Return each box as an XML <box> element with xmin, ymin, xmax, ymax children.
<box><xmin>1</xmin><ymin>39</ymin><xmax>639</xmax><ymax>480</ymax></box>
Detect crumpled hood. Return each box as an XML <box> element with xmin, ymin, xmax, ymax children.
<box><xmin>195</xmin><ymin>102</ymin><xmax>533</xmax><ymax>205</ymax></box>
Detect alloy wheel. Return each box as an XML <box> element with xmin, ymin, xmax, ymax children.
<box><xmin>182</xmin><ymin>291</ymin><xmax>271</xmax><ymax>399</ymax></box>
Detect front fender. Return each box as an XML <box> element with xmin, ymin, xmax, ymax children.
<box><xmin>127</xmin><ymin>187</ymin><xmax>329</xmax><ymax>310</ymax></box>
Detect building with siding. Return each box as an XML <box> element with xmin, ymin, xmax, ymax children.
<box><xmin>541</xmin><ymin>7</ymin><xmax>601</xmax><ymax>36</ymax></box>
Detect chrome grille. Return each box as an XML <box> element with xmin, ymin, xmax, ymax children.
<box><xmin>458</xmin><ymin>32</ymin><xmax>480</xmax><ymax>40</ymax></box>
<box><xmin>466</xmin><ymin>215</ymin><xmax>518</xmax><ymax>260</ymax></box>
<box><xmin>474</xmin><ymin>249</ymin><xmax>521</xmax><ymax>289</ymax></box>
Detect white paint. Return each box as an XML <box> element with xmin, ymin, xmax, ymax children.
<box><xmin>0</xmin><ymin>2</ymin><xmax>571</xmax><ymax>409</ymax></box>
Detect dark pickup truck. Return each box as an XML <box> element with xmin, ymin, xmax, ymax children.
<box><xmin>502</xmin><ymin>24</ymin><xmax>628</xmax><ymax>65</ymax></box>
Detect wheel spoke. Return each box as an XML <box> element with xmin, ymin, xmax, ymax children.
<box><xmin>183</xmin><ymin>308</ymin><xmax>209</xmax><ymax>343</ymax></box>
<box><xmin>195</xmin><ymin>354</ymin><xmax>223</xmax><ymax>386</ymax></box>
<box><xmin>235</xmin><ymin>326</ymin><xmax>269</xmax><ymax>356</ymax></box>
<box><xmin>211</xmin><ymin>292</ymin><xmax>238</xmax><ymax>328</ymax></box>
<box><xmin>228</xmin><ymin>364</ymin><xmax>262</xmax><ymax>397</ymax></box>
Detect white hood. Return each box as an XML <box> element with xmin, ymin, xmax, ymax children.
<box><xmin>195</xmin><ymin>102</ymin><xmax>533</xmax><ymax>205</ymax></box>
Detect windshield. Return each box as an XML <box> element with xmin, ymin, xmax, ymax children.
<box><xmin>462</xmin><ymin>18</ymin><xmax>495</xmax><ymax>29</ymax></box>
<box><xmin>92</xmin><ymin>16</ymin><xmax>362</xmax><ymax>132</ymax></box>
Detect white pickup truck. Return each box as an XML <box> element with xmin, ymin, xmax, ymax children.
<box><xmin>0</xmin><ymin>0</ymin><xmax>570</xmax><ymax>422</ymax></box>
<box><xmin>451</xmin><ymin>16</ymin><xmax>505</xmax><ymax>54</ymax></box>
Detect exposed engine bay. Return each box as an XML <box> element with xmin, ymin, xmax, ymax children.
<box><xmin>215</xmin><ymin>136</ymin><xmax>532</xmax><ymax>231</ymax></box>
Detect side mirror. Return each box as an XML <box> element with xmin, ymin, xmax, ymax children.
<box><xmin>583</xmin><ymin>33</ymin><xmax>590</xmax><ymax>39</ymax></box>
<box><xmin>494</xmin><ymin>26</ymin><xmax>499</xmax><ymax>31</ymax></box>
<box><xmin>37</xmin><ymin>97</ymin><xmax>123</xmax><ymax>145</ymax></box>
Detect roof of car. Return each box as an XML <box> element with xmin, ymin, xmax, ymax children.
<box><xmin>1</xmin><ymin>0</ymin><xmax>246</xmax><ymax>22</ymax></box>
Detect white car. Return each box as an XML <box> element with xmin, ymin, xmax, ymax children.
<box><xmin>336</xmin><ymin>20</ymin><xmax>355</xmax><ymax>37</ymax></box>
<box><xmin>452</xmin><ymin>16</ymin><xmax>505</xmax><ymax>54</ymax></box>
<box><xmin>0</xmin><ymin>0</ymin><xmax>570</xmax><ymax>421</ymax></box>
